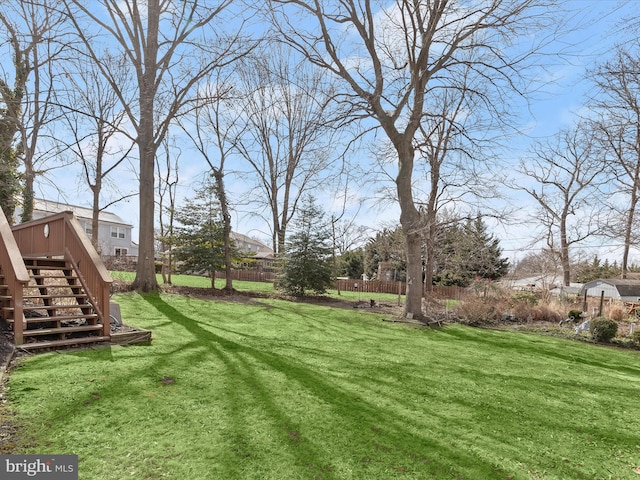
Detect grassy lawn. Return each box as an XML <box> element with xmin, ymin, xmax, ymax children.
<box><xmin>4</xmin><ymin>291</ymin><xmax>640</xmax><ymax>479</ymax></box>
<box><xmin>110</xmin><ymin>271</ymin><xmax>278</xmax><ymax>294</ymax></box>
<box><xmin>110</xmin><ymin>270</ymin><xmax>404</xmax><ymax>304</ymax></box>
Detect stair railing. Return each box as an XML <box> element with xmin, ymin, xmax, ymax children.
<box><xmin>0</xmin><ymin>207</ymin><xmax>30</xmax><ymax>344</ymax></box>
<box><xmin>11</xmin><ymin>211</ymin><xmax>113</xmax><ymax>337</ymax></box>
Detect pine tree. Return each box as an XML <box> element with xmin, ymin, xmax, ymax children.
<box><xmin>338</xmin><ymin>248</ymin><xmax>365</xmax><ymax>279</ymax></box>
<box><xmin>279</xmin><ymin>196</ymin><xmax>333</xmax><ymax>296</ymax></box>
<box><xmin>170</xmin><ymin>179</ymin><xmax>237</xmax><ymax>289</ymax></box>
<box><xmin>432</xmin><ymin>216</ymin><xmax>509</xmax><ymax>287</ymax></box>
<box><xmin>363</xmin><ymin>227</ymin><xmax>406</xmax><ymax>281</ymax></box>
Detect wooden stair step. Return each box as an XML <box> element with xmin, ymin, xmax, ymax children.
<box><xmin>4</xmin><ymin>314</ymin><xmax>99</xmax><ymax>324</ymax></box>
<box><xmin>23</xmin><ymin>257</ymin><xmax>67</xmax><ymax>265</ymax></box>
<box><xmin>18</xmin><ymin>336</ymin><xmax>111</xmax><ymax>351</ymax></box>
<box><xmin>23</xmin><ymin>294</ymin><xmax>88</xmax><ymax>299</ymax></box>
<box><xmin>22</xmin><ymin>305</ymin><xmax>90</xmax><ymax>311</ymax></box>
<box><xmin>28</xmin><ymin>274</ymin><xmax>77</xmax><ymax>280</ymax></box>
<box><xmin>23</xmin><ymin>325</ymin><xmax>104</xmax><ymax>337</ymax></box>
<box><xmin>26</xmin><ymin>267</ymin><xmax>72</xmax><ymax>273</ymax></box>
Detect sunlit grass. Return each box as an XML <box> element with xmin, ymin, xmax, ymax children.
<box><xmin>109</xmin><ymin>270</ymin><xmax>404</xmax><ymax>303</ymax></box>
<box><xmin>110</xmin><ymin>271</ymin><xmax>277</xmax><ymax>293</ymax></box>
<box><xmin>5</xmin><ymin>291</ymin><xmax>640</xmax><ymax>479</ymax></box>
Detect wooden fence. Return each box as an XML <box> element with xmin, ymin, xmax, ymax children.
<box><xmin>214</xmin><ymin>270</ymin><xmax>467</xmax><ymax>298</ymax></box>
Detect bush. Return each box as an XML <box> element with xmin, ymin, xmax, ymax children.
<box><xmin>589</xmin><ymin>317</ymin><xmax>618</xmax><ymax>342</ymax></box>
<box><xmin>609</xmin><ymin>307</ymin><xmax>625</xmax><ymax>322</ymax></box>
<box><xmin>567</xmin><ymin>309</ymin><xmax>583</xmax><ymax>322</ymax></box>
<box><xmin>531</xmin><ymin>305</ymin><xmax>562</xmax><ymax>323</ymax></box>
<box><xmin>511</xmin><ymin>291</ymin><xmax>538</xmax><ymax>306</ymax></box>
<box><xmin>631</xmin><ymin>331</ymin><xmax>640</xmax><ymax>346</ymax></box>
<box><xmin>454</xmin><ymin>298</ymin><xmax>501</xmax><ymax>326</ymax></box>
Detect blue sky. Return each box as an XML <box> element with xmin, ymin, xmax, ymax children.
<box><xmin>30</xmin><ymin>0</ymin><xmax>640</xmax><ymax>265</ymax></box>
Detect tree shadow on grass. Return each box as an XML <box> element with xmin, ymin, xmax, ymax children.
<box><xmin>140</xmin><ymin>292</ymin><xmax>518</xmax><ymax>479</ymax></box>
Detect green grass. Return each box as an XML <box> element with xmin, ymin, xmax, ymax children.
<box><xmin>110</xmin><ymin>270</ymin><xmax>277</xmax><ymax>294</ymax></box>
<box><xmin>110</xmin><ymin>270</ymin><xmax>403</xmax><ymax>303</ymax></box>
<box><xmin>5</xmin><ymin>291</ymin><xmax>640</xmax><ymax>479</ymax></box>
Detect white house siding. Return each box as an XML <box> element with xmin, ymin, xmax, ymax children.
<box><xmin>17</xmin><ymin>199</ymin><xmax>138</xmax><ymax>258</ymax></box>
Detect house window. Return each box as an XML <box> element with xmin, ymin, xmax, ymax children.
<box><xmin>84</xmin><ymin>224</ymin><xmax>93</xmax><ymax>236</ymax></box>
<box><xmin>115</xmin><ymin>248</ymin><xmax>128</xmax><ymax>257</ymax></box>
<box><xmin>110</xmin><ymin>227</ymin><xmax>126</xmax><ymax>239</ymax></box>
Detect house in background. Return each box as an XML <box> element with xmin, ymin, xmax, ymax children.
<box><xmin>231</xmin><ymin>231</ymin><xmax>275</xmax><ymax>272</ymax></box>
<box><xmin>15</xmin><ymin>198</ymin><xmax>138</xmax><ymax>259</ymax></box>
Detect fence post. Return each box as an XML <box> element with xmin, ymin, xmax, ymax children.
<box><xmin>598</xmin><ymin>290</ymin><xmax>604</xmax><ymax>317</ymax></box>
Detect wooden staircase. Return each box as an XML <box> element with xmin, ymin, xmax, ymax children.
<box><xmin>0</xmin><ymin>209</ymin><xmax>112</xmax><ymax>351</ymax></box>
<box><xmin>1</xmin><ymin>256</ymin><xmax>110</xmax><ymax>350</ymax></box>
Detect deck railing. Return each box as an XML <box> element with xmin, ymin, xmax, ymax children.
<box><xmin>11</xmin><ymin>211</ymin><xmax>113</xmax><ymax>337</ymax></box>
<box><xmin>0</xmin><ymin>207</ymin><xmax>30</xmax><ymax>344</ymax></box>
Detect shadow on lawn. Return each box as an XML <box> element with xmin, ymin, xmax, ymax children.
<box><xmin>140</xmin><ymin>292</ymin><xmax>512</xmax><ymax>479</ymax></box>
<box><xmin>437</xmin><ymin>325</ymin><xmax>640</xmax><ymax>377</ymax></box>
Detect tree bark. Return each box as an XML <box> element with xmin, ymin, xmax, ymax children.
<box><xmin>395</xmin><ymin>139</ymin><xmax>423</xmax><ymax>317</ymax></box>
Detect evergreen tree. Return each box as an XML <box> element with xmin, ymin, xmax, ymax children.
<box><xmin>574</xmin><ymin>255</ymin><xmax>621</xmax><ymax>283</ymax></box>
<box><xmin>338</xmin><ymin>248</ymin><xmax>364</xmax><ymax>279</ymax></box>
<box><xmin>432</xmin><ymin>216</ymin><xmax>509</xmax><ymax>287</ymax></box>
<box><xmin>170</xmin><ymin>179</ymin><xmax>237</xmax><ymax>289</ymax></box>
<box><xmin>363</xmin><ymin>227</ymin><xmax>406</xmax><ymax>281</ymax></box>
<box><xmin>279</xmin><ymin>196</ymin><xmax>333</xmax><ymax>296</ymax></box>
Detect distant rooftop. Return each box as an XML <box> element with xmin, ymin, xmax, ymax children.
<box><xmin>27</xmin><ymin>198</ymin><xmax>132</xmax><ymax>226</ymax></box>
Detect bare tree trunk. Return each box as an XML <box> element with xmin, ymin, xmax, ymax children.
<box><xmin>396</xmin><ymin>140</ymin><xmax>423</xmax><ymax>316</ymax></box>
<box><xmin>622</xmin><ymin>197</ymin><xmax>636</xmax><ymax>279</ymax></box>
<box><xmin>92</xmin><ymin>181</ymin><xmax>100</xmax><ymax>251</ymax></box>
<box><xmin>423</xmin><ymin>218</ymin><xmax>436</xmax><ymax>296</ymax></box>
<box><xmin>21</xmin><ymin>170</ymin><xmax>34</xmax><ymax>223</ymax></box>
<box><xmin>135</xmin><ymin>131</ymin><xmax>159</xmax><ymax>291</ymax></box>
<box><xmin>212</xmin><ymin>169</ymin><xmax>233</xmax><ymax>292</ymax></box>
<box><xmin>132</xmin><ymin>0</ymin><xmax>160</xmax><ymax>292</ymax></box>
<box><xmin>560</xmin><ymin>220</ymin><xmax>571</xmax><ymax>287</ymax></box>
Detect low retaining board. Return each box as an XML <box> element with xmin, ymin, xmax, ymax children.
<box><xmin>109</xmin><ymin>328</ymin><xmax>152</xmax><ymax>346</ymax></box>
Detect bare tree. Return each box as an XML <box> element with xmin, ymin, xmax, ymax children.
<box><xmin>233</xmin><ymin>44</ymin><xmax>341</xmax><ymax>255</ymax></box>
<box><xmin>510</xmin><ymin>248</ymin><xmax>561</xmax><ymax>301</ymax></box>
<box><xmin>64</xmin><ymin>0</ymin><xmax>250</xmax><ymax>291</ymax></box>
<box><xmin>588</xmin><ymin>44</ymin><xmax>640</xmax><ymax>278</ymax></box>
<box><xmin>267</xmin><ymin>0</ymin><xmax>564</xmax><ymax>317</ymax></box>
<box><xmin>156</xmin><ymin>137</ymin><xmax>179</xmax><ymax>285</ymax></box>
<box><xmin>414</xmin><ymin>61</ymin><xmax>504</xmax><ymax>294</ymax></box>
<box><xmin>177</xmin><ymin>76</ymin><xmax>241</xmax><ymax>292</ymax></box>
<box><xmin>0</xmin><ymin>0</ymin><xmax>70</xmax><ymax>222</ymax></box>
<box><xmin>515</xmin><ymin>125</ymin><xmax>606</xmax><ymax>286</ymax></box>
<box><xmin>57</xmin><ymin>53</ymin><xmax>136</xmax><ymax>250</ymax></box>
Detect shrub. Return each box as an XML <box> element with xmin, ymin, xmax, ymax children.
<box><xmin>511</xmin><ymin>291</ymin><xmax>538</xmax><ymax>306</ymax></box>
<box><xmin>454</xmin><ymin>298</ymin><xmax>501</xmax><ymax>326</ymax></box>
<box><xmin>609</xmin><ymin>307</ymin><xmax>625</xmax><ymax>322</ymax></box>
<box><xmin>567</xmin><ymin>309</ymin><xmax>583</xmax><ymax>322</ymax></box>
<box><xmin>589</xmin><ymin>317</ymin><xmax>618</xmax><ymax>342</ymax></box>
<box><xmin>531</xmin><ymin>305</ymin><xmax>562</xmax><ymax>323</ymax></box>
<box><xmin>631</xmin><ymin>331</ymin><xmax>640</xmax><ymax>346</ymax></box>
